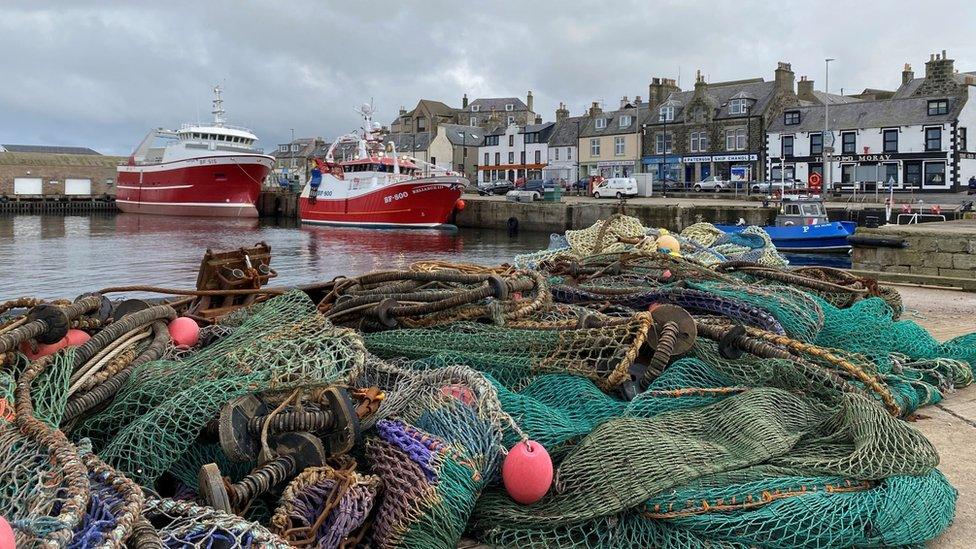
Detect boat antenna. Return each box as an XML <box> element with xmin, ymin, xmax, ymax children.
<box><xmin>212</xmin><ymin>84</ymin><xmax>225</xmax><ymax>127</ymax></box>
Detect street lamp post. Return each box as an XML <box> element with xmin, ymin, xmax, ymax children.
<box><xmin>824</xmin><ymin>58</ymin><xmax>835</xmax><ymax>192</ymax></box>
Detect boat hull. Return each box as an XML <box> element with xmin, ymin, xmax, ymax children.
<box><xmin>299</xmin><ymin>178</ymin><xmax>464</xmax><ymax>228</ymax></box>
<box><xmin>116</xmin><ymin>155</ymin><xmax>273</xmax><ymax>218</ymax></box>
<box><xmin>716</xmin><ymin>221</ymin><xmax>855</xmax><ymax>253</ymax></box>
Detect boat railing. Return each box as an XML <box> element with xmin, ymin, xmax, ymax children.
<box><xmin>180</xmin><ymin>122</ymin><xmax>254</xmax><ymax>133</ymax></box>
<box><xmin>896</xmin><ymin>213</ymin><xmax>946</xmax><ymax>225</ymax></box>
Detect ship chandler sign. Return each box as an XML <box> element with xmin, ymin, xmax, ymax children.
<box><xmin>680</xmin><ymin>154</ymin><xmax>758</xmax><ymax>163</ymax></box>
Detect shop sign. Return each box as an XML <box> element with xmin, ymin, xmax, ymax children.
<box><xmin>596</xmin><ymin>160</ymin><xmax>635</xmax><ymax>168</ymax></box>
<box><xmin>711</xmin><ymin>154</ymin><xmax>758</xmax><ymax>162</ymax></box>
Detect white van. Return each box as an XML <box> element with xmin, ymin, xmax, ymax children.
<box><xmin>592</xmin><ymin>177</ymin><xmax>638</xmax><ymax>199</ymax></box>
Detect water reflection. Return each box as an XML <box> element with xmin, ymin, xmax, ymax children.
<box><xmin>0</xmin><ymin>214</ymin><xmax>551</xmax><ymax>299</ymax></box>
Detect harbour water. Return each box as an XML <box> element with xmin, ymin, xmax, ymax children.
<box><xmin>0</xmin><ymin>214</ymin><xmax>851</xmax><ymax>300</ymax></box>
<box><xmin>0</xmin><ymin>214</ymin><xmax>552</xmax><ymax>299</ymax></box>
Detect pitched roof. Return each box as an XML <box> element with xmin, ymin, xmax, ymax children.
<box><xmin>0</xmin><ymin>144</ymin><xmax>101</xmax><ymax>155</ymax></box>
<box><xmin>767</xmin><ymin>96</ymin><xmax>962</xmax><ymax>132</ymax></box>
<box><xmin>464</xmin><ymin>97</ymin><xmax>529</xmax><ymax>113</ymax></box>
<box><xmin>579</xmin><ymin>104</ymin><xmax>651</xmax><ymax>137</ymax></box>
<box><xmin>547</xmin><ymin>116</ymin><xmax>589</xmax><ymax>147</ymax></box>
<box><xmin>439</xmin><ymin>124</ymin><xmax>485</xmax><ymax>146</ymax></box>
<box><xmin>891</xmin><ymin>72</ymin><xmax>975</xmax><ymax>99</ymax></box>
<box><xmin>645</xmin><ymin>80</ymin><xmax>780</xmax><ymax>125</ymax></box>
<box><xmin>386</xmin><ymin>132</ymin><xmax>432</xmax><ymax>152</ymax></box>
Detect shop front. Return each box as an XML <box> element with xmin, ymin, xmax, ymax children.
<box><xmin>677</xmin><ymin>153</ymin><xmax>759</xmax><ymax>184</ymax></box>
<box><xmin>641</xmin><ymin>154</ymin><xmax>681</xmax><ymax>183</ymax></box>
<box><xmin>785</xmin><ymin>152</ymin><xmax>951</xmax><ymax>191</ymax></box>
<box><xmin>591</xmin><ymin>160</ymin><xmax>637</xmax><ymax>178</ymax></box>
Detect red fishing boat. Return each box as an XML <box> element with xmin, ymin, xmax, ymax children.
<box><xmin>299</xmin><ymin>104</ymin><xmax>467</xmax><ymax>228</ymax></box>
<box><xmin>116</xmin><ymin>86</ymin><xmax>274</xmax><ymax>217</ymax></box>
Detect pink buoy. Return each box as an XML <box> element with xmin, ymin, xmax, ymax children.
<box><xmin>65</xmin><ymin>329</ymin><xmax>91</xmax><ymax>347</ymax></box>
<box><xmin>19</xmin><ymin>337</ymin><xmax>68</xmax><ymax>361</ymax></box>
<box><xmin>0</xmin><ymin>515</ymin><xmax>12</xmax><ymax>549</ymax></box>
<box><xmin>502</xmin><ymin>440</ymin><xmax>553</xmax><ymax>504</ymax></box>
<box><xmin>168</xmin><ymin>317</ymin><xmax>200</xmax><ymax>348</ymax></box>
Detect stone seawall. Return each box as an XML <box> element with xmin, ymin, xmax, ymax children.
<box><xmin>454</xmin><ymin>197</ymin><xmax>777</xmax><ymax>233</ymax></box>
<box><xmin>851</xmin><ymin>219</ymin><xmax>976</xmax><ymax>290</ymax></box>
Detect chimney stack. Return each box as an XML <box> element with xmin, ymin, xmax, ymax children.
<box><xmin>902</xmin><ymin>63</ymin><xmax>914</xmax><ymax>86</ymax></box>
<box><xmin>555</xmin><ymin>102</ymin><xmax>569</xmax><ymax>122</ymax></box>
<box><xmin>527</xmin><ymin>90</ymin><xmax>534</xmax><ymax>113</ymax></box>
<box><xmin>589</xmin><ymin>101</ymin><xmax>603</xmax><ymax>117</ymax></box>
<box><xmin>399</xmin><ymin>106</ymin><xmax>406</xmax><ymax>116</ymax></box>
<box><xmin>535</xmin><ymin>114</ymin><xmax>543</xmax><ymax>124</ymax></box>
<box><xmin>774</xmin><ymin>61</ymin><xmax>795</xmax><ymax>94</ymax></box>
<box><xmin>915</xmin><ymin>50</ymin><xmax>956</xmax><ymax>96</ymax></box>
<box><xmin>619</xmin><ymin>96</ymin><xmax>630</xmax><ymax>109</ymax></box>
<box><xmin>797</xmin><ymin>76</ymin><xmax>816</xmax><ymax>102</ymax></box>
<box><xmin>634</xmin><ymin>96</ymin><xmax>642</xmax><ymax>105</ymax></box>
<box><xmin>648</xmin><ymin>77</ymin><xmax>680</xmax><ymax>109</ymax></box>
<box><xmin>462</xmin><ymin>94</ymin><xmax>468</xmax><ymax>109</ymax></box>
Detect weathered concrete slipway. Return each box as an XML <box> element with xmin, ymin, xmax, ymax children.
<box><xmin>454</xmin><ymin>195</ymin><xmax>777</xmax><ymax>233</ymax></box>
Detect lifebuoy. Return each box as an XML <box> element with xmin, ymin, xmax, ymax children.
<box><xmin>809</xmin><ymin>172</ymin><xmax>822</xmax><ymax>186</ymax></box>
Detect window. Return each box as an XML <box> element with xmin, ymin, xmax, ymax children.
<box><xmin>905</xmin><ymin>162</ymin><xmax>922</xmax><ymax>187</ymax></box>
<box><xmin>614</xmin><ymin>136</ymin><xmax>625</xmax><ymax>155</ymax></box>
<box><xmin>781</xmin><ymin>135</ymin><xmax>794</xmax><ymax>157</ymax></box>
<box><xmin>928</xmin><ymin>99</ymin><xmax>948</xmax><ymax>116</ymax></box>
<box><xmin>471</xmin><ymin>105</ymin><xmax>480</xmax><ymax>112</ymax></box>
<box><xmin>485</xmin><ymin>135</ymin><xmax>498</xmax><ymax>146</ymax></box>
<box><xmin>659</xmin><ymin>106</ymin><xmax>674</xmax><ymax>122</ymax></box>
<box><xmin>810</xmin><ymin>132</ymin><xmax>823</xmax><ymax>155</ymax></box>
<box><xmin>784</xmin><ymin>111</ymin><xmax>800</xmax><ymax>125</ymax></box>
<box><xmin>279</xmin><ymin>145</ymin><xmax>288</xmax><ymax>152</ymax></box>
<box><xmin>520</xmin><ymin>151</ymin><xmax>525</xmax><ymax>164</ymax></box>
<box><xmin>470</xmin><ymin>116</ymin><xmax>477</xmax><ymax>125</ymax></box>
<box><xmin>534</xmin><ymin>150</ymin><xmax>541</xmax><ymax>163</ymax></box>
<box><xmin>508</xmin><ymin>152</ymin><xmax>514</xmax><ymax>163</ymax></box>
<box><xmin>841</xmin><ymin>132</ymin><xmax>856</xmax><ymax>154</ymax></box>
<box><xmin>882</xmin><ymin>129</ymin><xmax>898</xmax><ymax>153</ymax></box>
<box><xmin>729</xmin><ymin>99</ymin><xmax>747</xmax><ymax>115</ymax></box>
<box><xmin>567</xmin><ymin>147</ymin><xmax>572</xmax><ymax>159</ymax></box>
<box><xmin>655</xmin><ymin>132</ymin><xmax>672</xmax><ymax>154</ymax></box>
<box><xmin>291</xmin><ymin>144</ymin><xmax>300</xmax><ymax>152</ymax></box>
<box><xmin>841</xmin><ymin>164</ymin><xmax>855</xmax><ymax>183</ymax></box>
<box><xmin>508</xmin><ymin>135</ymin><xmax>514</xmax><ymax>146</ymax></box>
<box><xmin>507</xmin><ymin>116</ymin><xmax>515</xmax><ymax>125</ymax></box>
<box><xmin>925</xmin><ymin>127</ymin><xmax>942</xmax><ymax>151</ymax></box>
<box><xmin>691</xmin><ymin>107</ymin><xmax>706</xmax><ymax>123</ymax></box>
<box><xmin>726</xmin><ymin>128</ymin><xmax>747</xmax><ymax>151</ymax></box>
<box><xmin>417</xmin><ymin>117</ymin><xmax>427</xmax><ymax>131</ymax></box>
<box><xmin>590</xmin><ymin>138</ymin><xmax>601</xmax><ymax>156</ymax></box>
<box><xmin>494</xmin><ymin>152</ymin><xmax>500</xmax><ymax>164</ymax></box>
<box><xmin>924</xmin><ymin>162</ymin><xmax>946</xmax><ymax>186</ymax></box>
<box><xmin>690</xmin><ymin>131</ymin><xmax>708</xmax><ymax>152</ymax></box>
<box><xmin>554</xmin><ymin>148</ymin><xmax>559</xmax><ymax>161</ymax></box>
<box><xmin>484</xmin><ymin>152</ymin><xmax>489</xmax><ymax>165</ymax></box>
<box><xmin>882</xmin><ymin>163</ymin><xmax>898</xmax><ymax>186</ymax></box>
<box><xmin>961</xmin><ymin>127</ymin><xmax>968</xmax><ymax>152</ymax></box>
<box><xmin>595</xmin><ymin>118</ymin><xmax>607</xmax><ymax>129</ymax></box>
<box><xmin>505</xmin><ymin>103</ymin><xmax>514</xmax><ymax>111</ymax></box>
<box><xmin>619</xmin><ymin>115</ymin><xmax>632</xmax><ymax>128</ymax></box>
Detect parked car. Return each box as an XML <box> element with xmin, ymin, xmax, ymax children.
<box><xmin>477</xmin><ymin>180</ymin><xmax>514</xmax><ymax>195</ymax></box>
<box><xmin>658</xmin><ymin>177</ymin><xmax>681</xmax><ymax>191</ymax></box>
<box><xmin>694</xmin><ymin>176</ymin><xmax>731</xmax><ymax>192</ymax></box>
<box><xmin>592</xmin><ymin>177</ymin><xmax>638</xmax><ymax>199</ymax></box>
<box><xmin>750</xmin><ymin>180</ymin><xmax>799</xmax><ymax>193</ymax></box>
<box><xmin>521</xmin><ymin>179</ymin><xmax>555</xmax><ymax>201</ymax></box>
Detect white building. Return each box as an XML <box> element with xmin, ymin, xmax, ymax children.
<box><xmin>477</xmin><ymin>122</ymin><xmax>554</xmax><ymax>183</ymax></box>
<box><xmin>766</xmin><ymin>51</ymin><xmax>976</xmax><ymax>191</ymax></box>
<box><xmin>544</xmin><ymin>103</ymin><xmax>586</xmax><ymax>183</ymax></box>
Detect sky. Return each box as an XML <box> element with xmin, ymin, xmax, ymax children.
<box><xmin>2</xmin><ymin>0</ymin><xmax>975</xmax><ymax>156</ymax></box>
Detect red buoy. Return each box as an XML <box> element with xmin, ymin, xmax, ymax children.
<box><xmin>65</xmin><ymin>329</ymin><xmax>91</xmax><ymax>347</ymax></box>
<box><xmin>502</xmin><ymin>440</ymin><xmax>553</xmax><ymax>504</ymax></box>
<box><xmin>168</xmin><ymin>317</ymin><xmax>200</xmax><ymax>348</ymax></box>
<box><xmin>19</xmin><ymin>337</ymin><xmax>68</xmax><ymax>361</ymax></box>
<box><xmin>0</xmin><ymin>515</ymin><xmax>13</xmax><ymax>549</ymax></box>
<box><xmin>455</xmin><ymin>199</ymin><xmax>467</xmax><ymax>211</ymax></box>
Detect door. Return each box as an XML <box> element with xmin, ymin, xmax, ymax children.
<box><xmin>700</xmin><ymin>164</ymin><xmax>711</xmax><ymax>180</ymax></box>
<box><xmin>904</xmin><ymin>161</ymin><xmax>922</xmax><ymax>189</ymax></box>
<box><xmin>14</xmin><ymin>177</ymin><xmax>43</xmax><ymax>195</ymax></box>
<box><xmin>64</xmin><ymin>178</ymin><xmax>92</xmax><ymax>195</ymax></box>
<box><xmin>684</xmin><ymin>164</ymin><xmax>694</xmax><ymax>183</ymax></box>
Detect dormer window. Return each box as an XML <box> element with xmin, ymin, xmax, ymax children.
<box><xmin>729</xmin><ymin>99</ymin><xmax>747</xmax><ymax>115</ymax></box>
<box><xmin>595</xmin><ymin>118</ymin><xmax>607</xmax><ymax>129</ymax></box>
<box><xmin>505</xmin><ymin>103</ymin><xmax>514</xmax><ymax>111</ymax></box>
<box><xmin>691</xmin><ymin>107</ymin><xmax>706</xmax><ymax>123</ymax></box>
<box><xmin>471</xmin><ymin>105</ymin><xmax>480</xmax><ymax>112</ymax></box>
<box><xmin>291</xmin><ymin>144</ymin><xmax>300</xmax><ymax>152</ymax></box>
<box><xmin>659</xmin><ymin>105</ymin><xmax>674</xmax><ymax>122</ymax></box>
<box><xmin>784</xmin><ymin>111</ymin><xmax>800</xmax><ymax>125</ymax></box>
<box><xmin>928</xmin><ymin>99</ymin><xmax>948</xmax><ymax>115</ymax></box>
<box><xmin>619</xmin><ymin>115</ymin><xmax>632</xmax><ymax>128</ymax></box>
<box><xmin>279</xmin><ymin>145</ymin><xmax>288</xmax><ymax>152</ymax></box>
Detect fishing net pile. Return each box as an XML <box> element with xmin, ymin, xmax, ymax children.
<box><xmin>0</xmin><ymin>214</ymin><xmax>973</xmax><ymax>548</ymax></box>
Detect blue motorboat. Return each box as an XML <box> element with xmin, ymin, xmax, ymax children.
<box><xmin>716</xmin><ymin>196</ymin><xmax>855</xmax><ymax>252</ymax></box>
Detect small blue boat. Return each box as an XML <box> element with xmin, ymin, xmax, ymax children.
<box><xmin>716</xmin><ymin>196</ymin><xmax>855</xmax><ymax>253</ymax></box>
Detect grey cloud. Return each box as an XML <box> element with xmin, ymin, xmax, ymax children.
<box><xmin>1</xmin><ymin>0</ymin><xmax>973</xmax><ymax>156</ymax></box>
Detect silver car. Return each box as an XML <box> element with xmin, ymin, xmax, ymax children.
<box><xmin>694</xmin><ymin>176</ymin><xmax>731</xmax><ymax>192</ymax></box>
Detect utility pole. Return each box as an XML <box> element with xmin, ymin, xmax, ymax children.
<box><xmin>824</xmin><ymin>58</ymin><xmax>835</xmax><ymax>192</ymax></box>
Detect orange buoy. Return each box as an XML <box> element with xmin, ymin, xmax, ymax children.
<box><xmin>502</xmin><ymin>440</ymin><xmax>553</xmax><ymax>504</ymax></box>
<box><xmin>455</xmin><ymin>199</ymin><xmax>467</xmax><ymax>211</ymax></box>
<box><xmin>0</xmin><ymin>515</ymin><xmax>13</xmax><ymax>549</ymax></box>
<box><xmin>65</xmin><ymin>329</ymin><xmax>91</xmax><ymax>347</ymax></box>
<box><xmin>656</xmin><ymin>234</ymin><xmax>681</xmax><ymax>254</ymax></box>
<box><xmin>168</xmin><ymin>317</ymin><xmax>200</xmax><ymax>348</ymax></box>
<box><xmin>19</xmin><ymin>337</ymin><xmax>68</xmax><ymax>361</ymax></box>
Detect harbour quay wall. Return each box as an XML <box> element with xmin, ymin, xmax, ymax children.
<box><xmin>851</xmin><ymin>219</ymin><xmax>976</xmax><ymax>290</ymax></box>
<box><xmin>454</xmin><ymin>196</ymin><xmax>777</xmax><ymax>233</ymax></box>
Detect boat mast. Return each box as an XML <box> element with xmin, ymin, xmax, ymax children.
<box><xmin>212</xmin><ymin>85</ymin><xmax>226</xmax><ymax>128</ymax></box>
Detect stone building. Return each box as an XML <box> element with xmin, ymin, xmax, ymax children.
<box><xmin>766</xmin><ymin>50</ymin><xmax>976</xmax><ymax>192</ymax></box>
<box><xmin>0</xmin><ymin>145</ymin><xmax>123</xmax><ymax>198</ymax></box>
<box><xmin>272</xmin><ymin>137</ymin><xmax>325</xmax><ymax>186</ymax></box>
<box><xmin>579</xmin><ymin>98</ymin><xmax>649</xmax><ymax>178</ymax></box>
<box><xmin>641</xmin><ymin>62</ymin><xmax>801</xmax><ymax>185</ymax></box>
<box><xmin>457</xmin><ymin>92</ymin><xmax>536</xmax><ymax>129</ymax></box>
<box><xmin>389</xmin><ymin>100</ymin><xmax>458</xmax><ymax>134</ymax></box>
<box><xmin>545</xmin><ymin>103</ymin><xmax>589</xmax><ymax>182</ymax></box>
